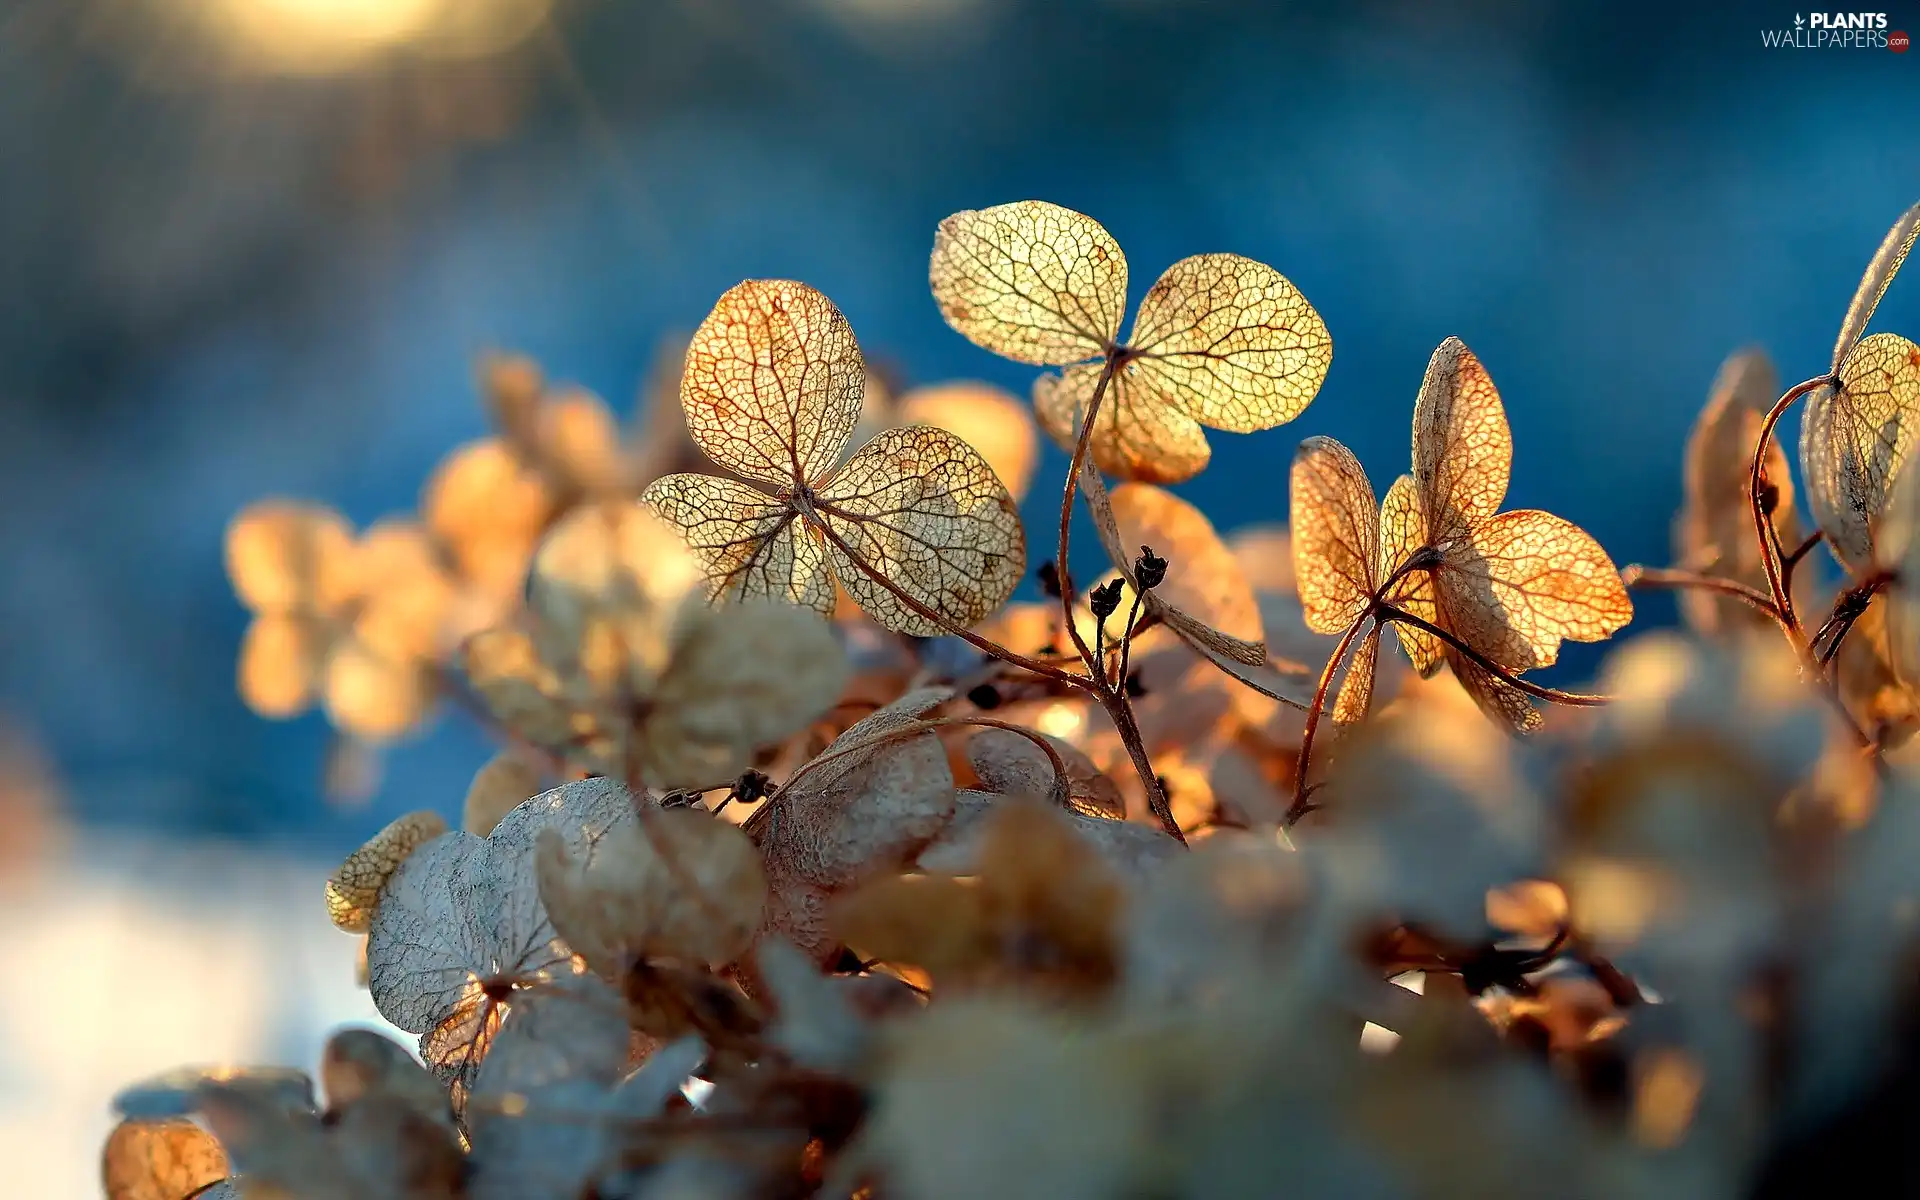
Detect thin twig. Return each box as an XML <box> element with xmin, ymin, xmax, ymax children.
<box><xmin>1056</xmin><ymin>354</ymin><xmax>1124</xmax><ymax>671</ymax></box>
<box><xmin>1376</xmin><ymin>604</ymin><xmax>1613</xmax><ymax>706</ymax></box>
<box><xmin>1288</xmin><ymin>610</ymin><xmax>1375</xmax><ymax>825</ymax></box>
<box><xmin>1619</xmin><ymin>565</ymin><xmax>1781</xmax><ymax>619</ymax></box>
<box><xmin>1749</xmin><ymin>375</ymin><xmax>1833</xmax><ymax>647</ymax></box>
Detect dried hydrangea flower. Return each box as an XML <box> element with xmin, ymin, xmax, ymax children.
<box><xmin>227</xmin><ymin>502</ymin><xmax>456</xmax><ymax>740</ymax></box>
<box><xmin>535</xmin><ymin>806</ymin><xmax>766</xmax><ymax>974</ymax></box>
<box><xmin>751</xmin><ymin>688</ymin><xmax>957</xmax><ymax>962</ymax></box>
<box><xmin>364</xmin><ymin>778</ymin><xmax>637</xmax><ymax>1112</ymax></box>
<box><xmin>1673</xmin><ymin>349</ymin><xmax>1806</xmax><ymax>635</ymax></box>
<box><xmin>918</xmin><ymin>789</ymin><xmax>1180</xmax><ymax>886</ymax></box>
<box><xmin>325</xmin><ymin>809</ymin><xmax>451</xmax><ymax>933</ymax></box>
<box><xmin>931</xmin><ymin>199</ymin><xmax>1331</xmax><ymax>484</ymax></box>
<box><xmin>102</xmin><ymin>1117</ymin><xmax>229</xmax><ymax>1200</ymax></box>
<box><xmin>421</xmin><ymin>436</ymin><xmax>555</xmax><ymax>604</ymax></box>
<box><xmin>642</xmin><ymin>279</ymin><xmax>1026</xmax><ymax>635</ymax></box>
<box><xmin>463</xmin><ymin>501</ymin><xmax>847</xmax><ymax>787</ymax></box>
<box><xmin>1295</xmin><ymin>338</ymin><xmax>1633</xmax><ymax>731</ymax></box>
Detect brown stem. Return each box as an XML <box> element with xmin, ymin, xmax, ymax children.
<box><xmin>1056</xmin><ymin>354</ymin><xmax>1124</xmax><ymax>671</ymax></box>
<box><xmin>1103</xmin><ymin>689</ymin><xmax>1186</xmax><ymax>843</ymax></box>
<box><xmin>1289</xmin><ymin>609</ymin><xmax>1376</xmax><ymax>824</ymax></box>
<box><xmin>1620</xmin><ymin>565</ymin><xmax>1786</xmax><ymax>625</ymax></box>
<box><xmin>1750</xmin><ymin>375</ymin><xmax>1833</xmax><ymax>647</ymax></box>
<box><xmin>1114</xmin><ymin>585</ymin><xmax>1147</xmax><ymax>693</ymax></box>
<box><xmin>1811</xmin><ymin>570</ymin><xmax>1895</xmax><ymax>666</ymax></box>
<box><xmin>1783</xmin><ymin>530</ymin><xmax>1824</xmax><ymax>569</ymax></box>
<box><xmin>1376</xmin><ymin>604</ymin><xmax>1612</xmax><ymax>706</ymax></box>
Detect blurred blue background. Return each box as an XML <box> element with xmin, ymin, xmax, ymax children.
<box><xmin>3</xmin><ymin>0</ymin><xmax>1918</xmax><ymax>856</ymax></box>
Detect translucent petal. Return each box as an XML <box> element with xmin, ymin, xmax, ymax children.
<box><xmin>237</xmin><ymin>614</ymin><xmax>323</xmax><ymax>718</ymax></box>
<box><xmin>539</xmin><ymin>387</ymin><xmax>629</xmax><ymax>494</ymax></box>
<box><xmin>224</xmin><ymin>500</ymin><xmax>356</xmax><ymax>615</ymax></box>
<box><xmin>641</xmin><ymin>473</ymin><xmax>833</xmax><ymax>616</ymax></box>
<box><xmin>815</xmin><ymin>425</ymin><xmax>1026</xmax><ymax>636</ymax></box>
<box><xmin>1289</xmin><ymin>436</ymin><xmax>1379</xmax><ymax>634</ymax></box>
<box><xmin>421</xmin><ymin>438</ymin><xmax>551</xmax><ymax>594</ymax></box>
<box><xmin>679</xmin><ymin>279</ymin><xmax>865</xmax><ymax>488</ymax></box>
<box><xmin>930</xmin><ymin>200</ymin><xmax>1126</xmax><ymax>365</ymax></box>
<box><xmin>1441</xmin><ymin>509</ymin><xmax>1633</xmax><ymax>670</ymax></box>
<box><xmin>1333</xmin><ymin>624</ymin><xmax>1380</xmax><ymax>728</ymax></box>
<box><xmin>1033</xmin><ymin>361</ymin><xmax>1211</xmax><ymax>484</ymax></box>
<box><xmin>1380</xmin><ymin>474</ymin><xmax>1442</xmax><ymax>674</ymax></box>
<box><xmin>899</xmin><ymin>381</ymin><xmax>1040</xmax><ymax>501</ymax></box>
<box><xmin>327</xmin><ymin>810</ymin><xmax>453</xmax><ymax>933</ymax></box>
<box><xmin>1835</xmin><ymin>199</ymin><xmax>1920</xmax><ymax>373</ymax></box>
<box><xmin>1800</xmin><ymin>331</ymin><xmax>1920</xmax><ymax>570</ymax></box>
<box><xmin>103</xmin><ymin>1118</ymin><xmax>229</xmax><ymax>1200</ymax></box>
<box><xmin>1127</xmin><ymin>252</ymin><xmax>1332</xmax><ymax>433</ymax></box>
<box><xmin>1447</xmin><ymin>651</ymin><xmax>1542</xmax><ymax>734</ymax></box>
<box><xmin>966</xmin><ymin>726</ymin><xmax>1124</xmax><ymax>819</ymax></box>
<box><xmin>1675</xmin><ymin>349</ymin><xmax>1799</xmax><ymax>635</ymax></box>
<box><xmin>1412</xmin><ymin>337</ymin><xmax>1512</xmax><ymax>538</ymax></box>
<box><xmin>1107</xmin><ymin>480</ymin><xmax>1265</xmax><ymax>646</ymax></box>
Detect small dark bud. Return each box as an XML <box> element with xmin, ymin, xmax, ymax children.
<box><xmin>733</xmin><ymin>769</ymin><xmax>773</xmax><ymax>805</ymax></box>
<box><xmin>1124</xmin><ymin>671</ymin><xmax>1148</xmax><ymax>698</ymax></box>
<box><xmin>1758</xmin><ymin>479</ymin><xmax>1781</xmax><ymax>517</ymax></box>
<box><xmin>967</xmin><ymin>683</ymin><xmax>1004</xmax><ymax>710</ymax></box>
<box><xmin>1088</xmin><ymin>579</ymin><xmax>1123</xmax><ymax>621</ymax></box>
<box><xmin>1135</xmin><ymin>545</ymin><xmax>1169</xmax><ymax>591</ymax></box>
<box><xmin>1036</xmin><ymin>560</ymin><xmax>1063</xmax><ymax>598</ymax></box>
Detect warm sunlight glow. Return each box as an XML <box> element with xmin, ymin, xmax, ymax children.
<box><xmin>181</xmin><ymin>0</ymin><xmax>554</xmax><ymax>74</ymax></box>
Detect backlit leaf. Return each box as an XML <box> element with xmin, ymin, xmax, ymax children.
<box><xmin>237</xmin><ymin>614</ymin><xmax>323</xmax><ymax>718</ymax></box>
<box><xmin>1034</xmin><ymin>360</ymin><xmax>1212</xmax><ymax>484</ymax></box>
<box><xmin>103</xmin><ymin>1119</ymin><xmax>229</xmax><ymax>1200</ymax></box>
<box><xmin>1289</xmin><ymin>436</ymin><xmax>1379</xmax><ymax>634</ymax></box>
<box><xmin>930</xmin><ymin>200</ymin><xmax>1126</xmax><ymax>365</ymax></box>
<box><xmin>679</xmin><ymin>279</ymin><xmax>865</xmax><ymax>488</ymax></box>
<box><xmin>1835</xmin><ymin>199</ymin><xmax>1920</xmax><ymax>372</ymax></box>
<box><xmin>224</xmin><ymin>500</ymin><xmax>355</xmax><ymax>615</ymax></box>
<box><xmin>816</xmin><ymin>425</ymin><xmax>1026</xmax><ymax>636</ymax></box>
<box><xmin>640</xmin><ymin>472</ymin><xmax>834</xmax><ymax>616</ymax></box>
<box><xmin>1801</xmin><ymin>332</ymin><xmax>1920</xmax><ymax>570</ymax></box>
<box><xmin>1125</xmin><ymin>252</ymin><xmax>1332</xmax><ymax>434</ymax></box>
<box><xmin>326</xmin><ymin>809</ymin><xmax>452</xmax><ymax>933</ymax></box>
<box><xmin>1439</xmin><ymin>508</ymin><xmax>1634</xmax><ymax>671</ymax></box>
<box><xmin>1413</xmin><ymin>336</ymin><xmax>1512</xmax><ymax>540</ymax></box>
<box><xmin>899</xmin><ymin>381</ymin><xmax>1041</xmax><ymax>501</ymax></box>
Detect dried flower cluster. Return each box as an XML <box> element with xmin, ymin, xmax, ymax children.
<box><xmin>113</xmin><ymin>199</ymin><xmax>1920</xmax><ymax>1198</ymax></box>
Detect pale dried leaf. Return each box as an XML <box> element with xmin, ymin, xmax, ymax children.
<box><xmin>1033</xmin><ymin>361</ymin><xmax>1211</xmax><ymax>484</ymax></box>
<box><xmin>539</xmin><ymin>387</ymin><xmax>628</xmax><ymax>494</ymax></box>
<box><xmin>1413</xmin><ymin>337</ymin><xmax>1512</xmax><ymax>540</ymax></box>
<box><xmin>103</xmin><ymin>1118</ymin><xmax>230</xmax><ymax>1200</ymax></box>
<box><xmin>464</xmin><ymin>754</ymin><xmax>543</xmax><ymax>836</ymax></box>
<box><xmin>966</xmin><ymin>726</ymin><xmax>1122</xmax><ymax>818</ymax></box>
<box><xmin>321</xmin><ymin>639</ymin><xmax>433</xmax><ymax>742</ymax></box>
<box><xmin>535</xmin><ymin>808</ymin><xmax>766</xmax><ymax>969</ymax></box>
<box><xmin>1801</xmin><ymin>332</ymin><xmax>1920</xmax><ymax>569</ymax></box>
<box><xmin>326</xmin><ymin>810</ymin><xmax>451</xmax><ymax>933</ymax></box>
<box><xmin>1675</xmin><ymin>349</ymin><xmax>1798</xmax><ymax>635</ymax></box>
<box><xmin>1835</xmin><ymin>199</ymin><xmax>1920</xmax><ymax>372</ymax></box>
<box><xmin>321</xmin><ymin>1028</ymin><xmax>450</xmax><ymax>1127</ymax></box>
<box><xmin>1290</xmin><ymin>436</ymin><xmax>1379</xmax><ymax>633</ymax></box>
<box><xmin>641</xmin><ymin>473</ymin><xmax>835</xmax><ymax>616</ymax></box>
<box><xmin>645</xmin><ymin>602</ymin><xmax>848</xmax><ymax>788</ymax></box>
<box><xmin>1446</xmin><ymin>651</ymin><xmax>1543</xmax><ymax>734</ymax></box>
<box><xmin>680</xmin><ymin>279</ymin><xmax>865</xmax><ymax>488</ymax></box>
<box><xmin>899</xmin><ymin>381</ymin><xmax>1040</xmax><ymax>501</ymax></box>
<box><xmin>930</xmin><ymin>200</ymin><xmax>1126</xmax><ymax>365</ymax></box>
<box><xmin>817</xmin><ymin>425</ymin><xmax>1026</xmax><ymax>635</ymax></box>
<box><xmin>1126</xmin><ymin>252</ymin><xmax>1332</xmax><ymax>434</ymax></box>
